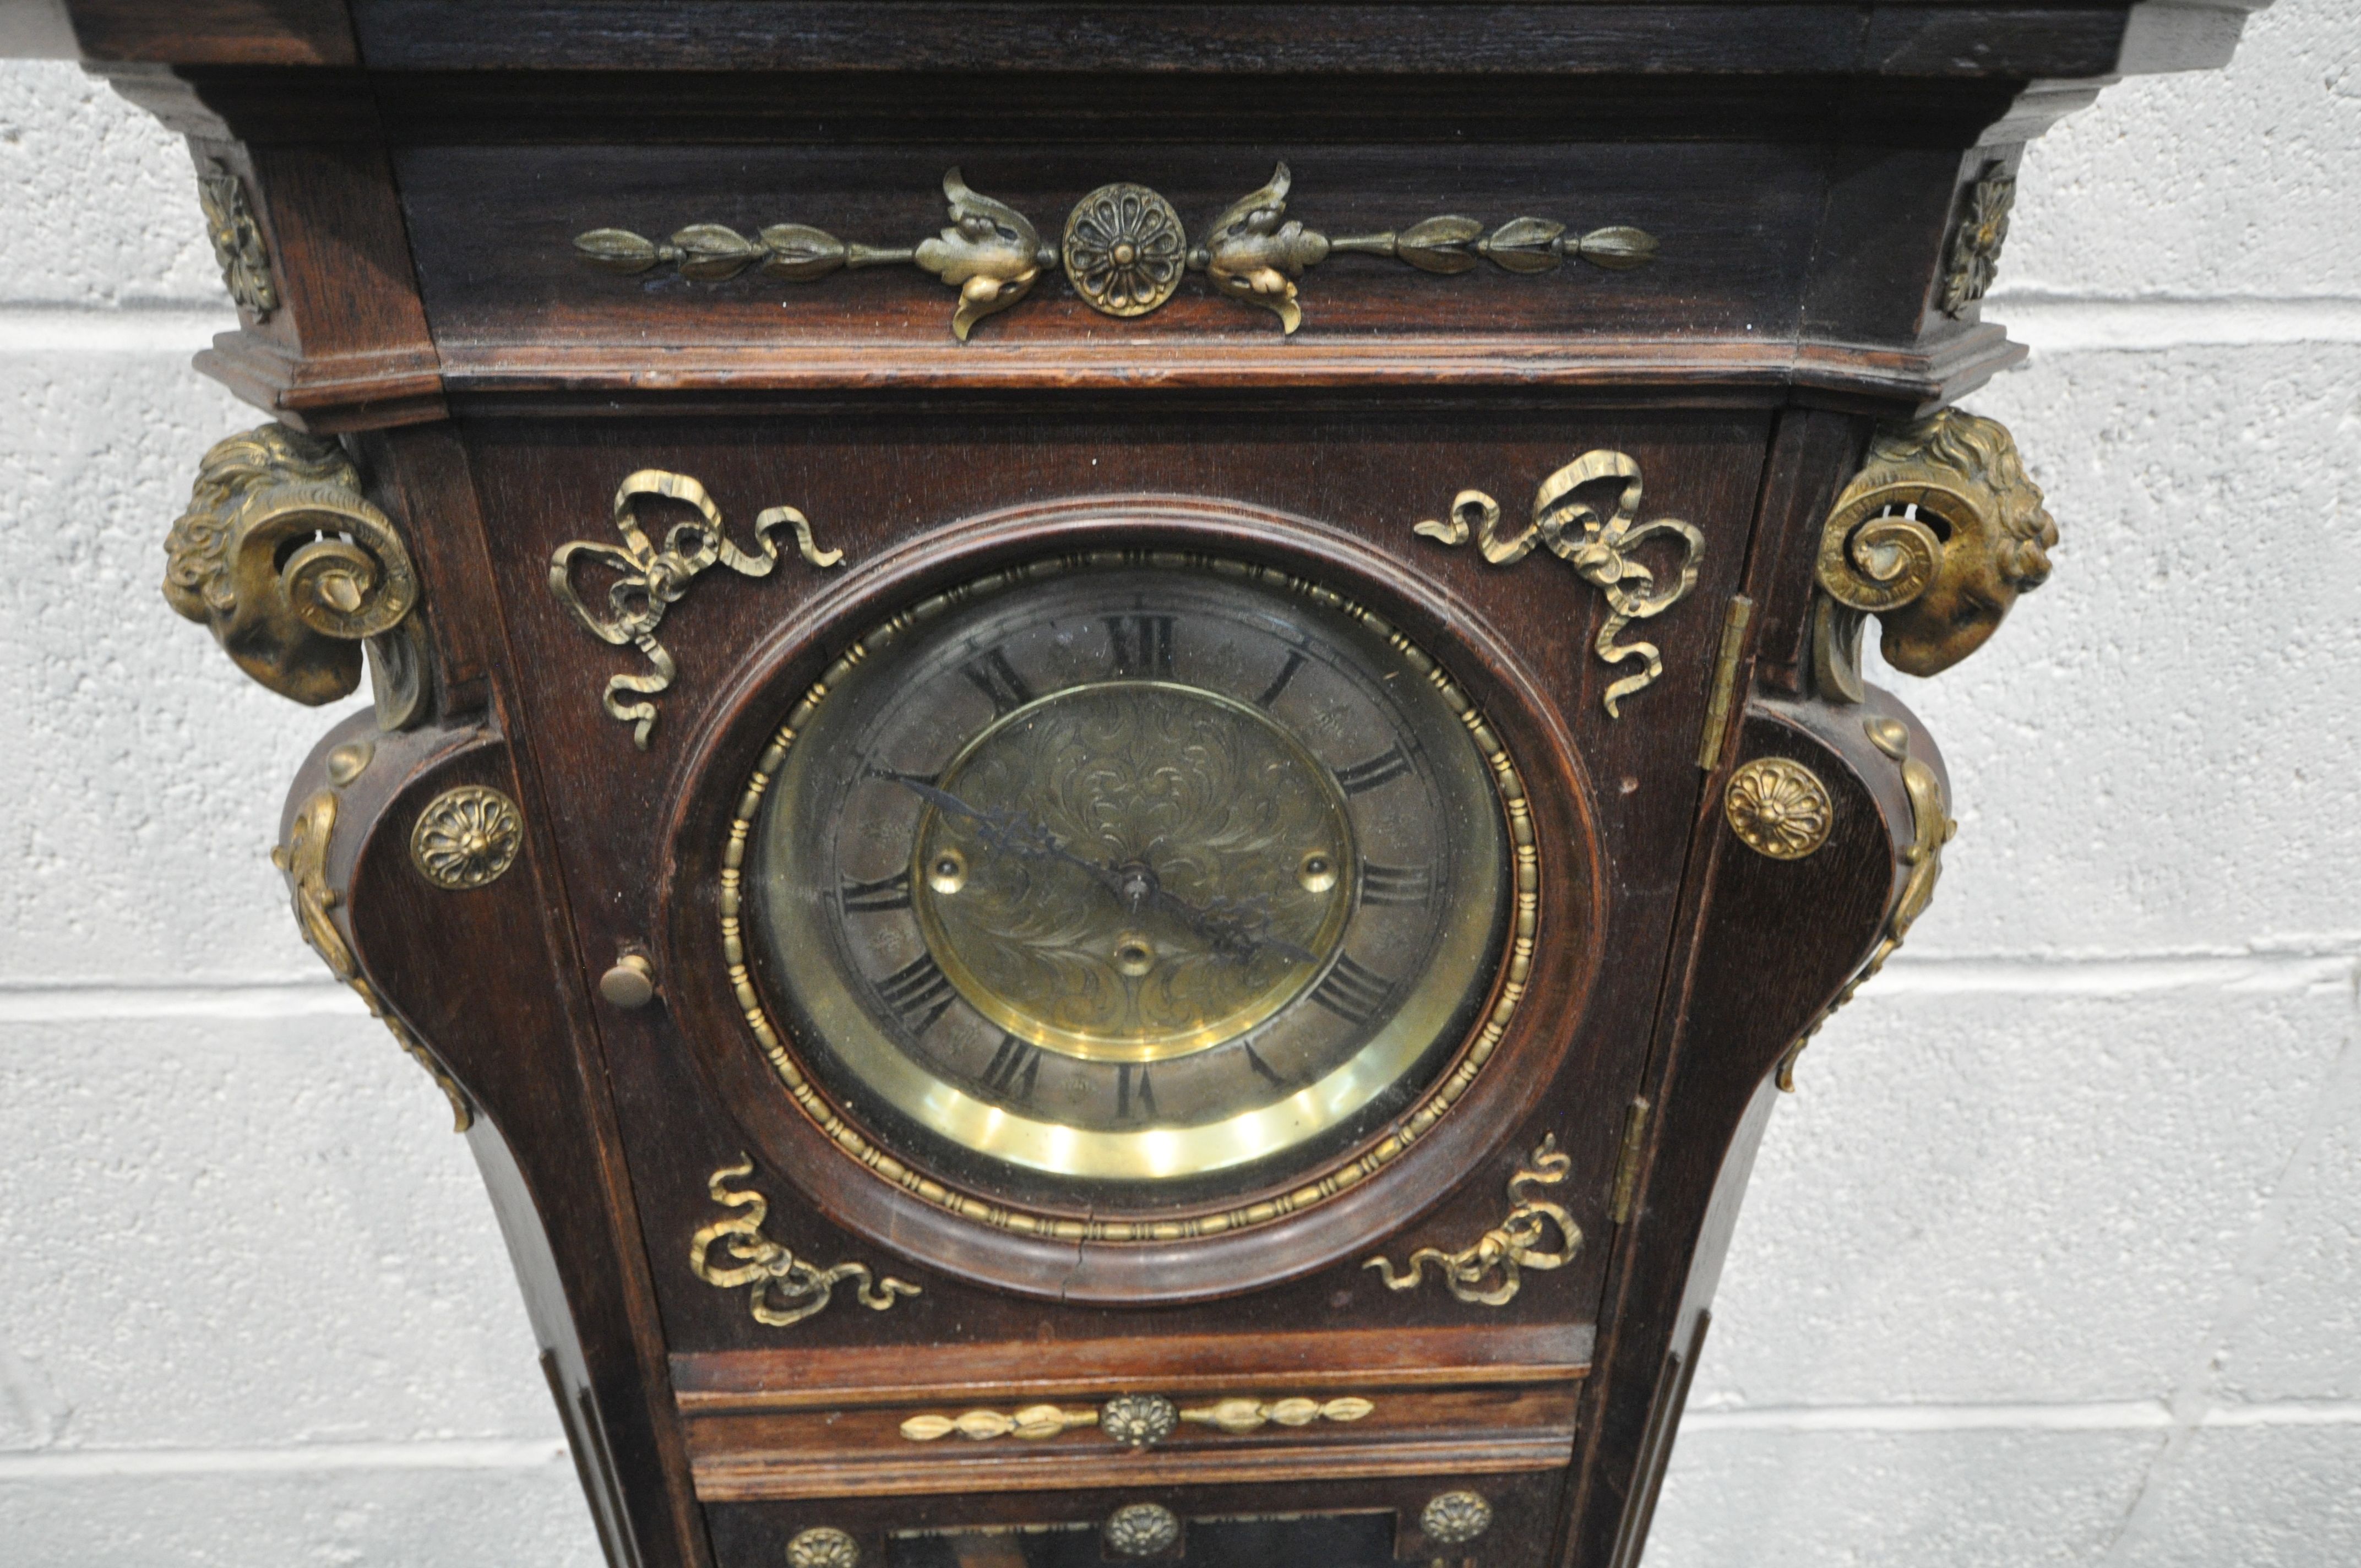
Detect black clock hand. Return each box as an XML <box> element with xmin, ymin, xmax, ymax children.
<box><xmin>881</xmin><ymin>773</ymin><xmax>1113</xmax><ymax>883</ymax></box>
<box><xmin>882</xmin><ymin>773</ymin><xmax>1314</xmax><ymax>966</ymax></box>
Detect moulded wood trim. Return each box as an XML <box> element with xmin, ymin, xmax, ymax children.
<box><xmin>672</xmin><ymin>1322</ymin><xmax>1594</xmax><ymax>1410</ymax></box>
<box><xmin>195</xmin><ymin>332</ymin><xmax>447</xmax><ymax>430</ymax></box>
<box><xmin>422</xmin><ymin>328</ymin><xmax>2022</xmax><ymax>410</ymax></box>
<box><xmin>690</xmin><ymin>1431</ymin><xmax>1577</xmax><ymax>1502</ymax></box>
<box><xmin>62</xmin><ymin>0</ymin><xmax>357</xmax><ymax>65</ymax></box>
<box><xmin>341</xmin><ymin>1</ymin><xmax>2199</xmax><ymax>81</ymax></box>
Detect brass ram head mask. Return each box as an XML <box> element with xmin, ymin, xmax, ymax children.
<box><xmin>162</xmin><ymin>423</ymin><xmax>421</xmax><ymax>715</ymax></box>
<box><xmin>1811</xmin><ymin>409</ymin><xmax>2057</xmax><ymax>699</ymax></box>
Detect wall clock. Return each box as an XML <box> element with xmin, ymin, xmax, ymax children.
<box><xmin>41</xmin><ymin>0</ymin><xmax>2257</xmax><ymax>1563</ymax></box>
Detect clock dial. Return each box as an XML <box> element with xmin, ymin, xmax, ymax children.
<box><xmin>749</xmin><ymin>556</ymin><xmax>1513</xmax><ymax>1211</ymax></box>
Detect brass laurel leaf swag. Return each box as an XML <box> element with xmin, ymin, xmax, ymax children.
<box><xmin>575</xmin><ymin>163</ymin><xmax>1657</xmax><ymax>339</ymax></box>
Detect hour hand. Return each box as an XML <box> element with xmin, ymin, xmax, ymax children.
<box><xmin>1116</xmin><ymin>863</ymin><xmax>1318</xmax><ymax>967</ymax></box>
<box><xmin>876</xmin><ymin>771</ymin><xmax>1112</xmax><ymax>883</ymax></box>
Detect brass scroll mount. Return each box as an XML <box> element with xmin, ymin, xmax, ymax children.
<box><xmin>274</xmin><ymin>790</ymin><xmax>474</xmax><ymax>1131</ymax></box>
<box><xmin>575</xmin><ymin>161</ymin><xmax>1656</xmax><ymax>339</ymax></box>
<box><xmin>1363</xmin><ymin>1134</ymin><xmax>1581</xmax><ymax>1306</ymax></box>
<box><xmin>548</xmin><ymin>469</ymin><xmax>843</xmax><ymax>749</ymax></box>
<box><xmin>1811</xmin><ymin>409</ymin><xmax>2057</xmax><ymax>703</ymax></box>
<box><xmin>1774</xmin><ymin>716</ymin><xmax>1955</xmax><ymax>1091</ymax></box>
<box><xmin>1414</xmin><ymin>451</ymin><xmax>1705</xmax><ymax>716</ymax></box>
<box><xmin>690</xmin><ymin>1159</ymin><xmax>920</xmax><ymax>1328</ymax></box>
<box><xmin>163</xmin><ymin>423</ymin><xmax>426</xmax><ymax>728</ymax></box>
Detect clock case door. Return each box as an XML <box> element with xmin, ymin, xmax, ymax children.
<box><xmin>419</xmin><ymin>397</ymin><xmax>1809</xmax><ymax>1549</ymax></box>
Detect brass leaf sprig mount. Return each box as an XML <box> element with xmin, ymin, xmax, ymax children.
<box><xmin>897</xmin><ymin>1392</ymin><xmax>1374</xmax><ymax>1445</ymax></box>
<box><xmin>575</xmin><ymin>162</ymin><xmax>1656</xmax><ymax>339</ymax></box>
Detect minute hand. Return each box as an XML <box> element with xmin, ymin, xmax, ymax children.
<box><xmin>885</xmin><ymin>774</ymin><xmax>1315</xmax><ymax>965</ymax></box>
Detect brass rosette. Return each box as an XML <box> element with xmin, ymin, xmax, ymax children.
<box><xmin>1062</xmin><ymin>182</ymin><xmax>1188</xmax><ymax>317</ymax></box>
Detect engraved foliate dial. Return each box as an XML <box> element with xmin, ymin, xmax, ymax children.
<box><xmin>749</xmin><ymin>556</ymin><xmax>1513</xmax><ymax>1212</ymax></box>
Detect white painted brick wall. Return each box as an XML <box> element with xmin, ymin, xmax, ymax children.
<box><xmin>1</xmin><ymin>0</ymin><xmax>2354</xmax><ymax>1556</ymax></box>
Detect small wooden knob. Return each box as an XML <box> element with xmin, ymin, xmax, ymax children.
<box><xmin>599</xmin><ymin>955</ymin><xmax>656</xmax><ymax>1008</ymax></box>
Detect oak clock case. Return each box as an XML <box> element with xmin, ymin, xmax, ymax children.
<box><xmin>60</xmin><ymin>0</ymin><xmax>2257</xmax><ymax>1564</ymax></box>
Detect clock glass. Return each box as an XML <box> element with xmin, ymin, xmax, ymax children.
<box><xmin>748</xmin><ymin>556</ymin><xmax>1514</xmax><ymax>1212</ymax></box>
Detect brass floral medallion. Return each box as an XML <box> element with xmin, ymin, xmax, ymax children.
<box><xmin>410</xmin><ymin>785</ymin><xmax>525</xmax><ymax>889</ymax></box>
<box><xmin>1062</xmin><ymin>183</ymin><xmax>1188</xmax><ymax>317</ymax></box>
<box><xmin>785</xmin><ymin>1526</ymin><xmax>862</xmax><ymax>1568</ymax></box>
<box><xmin>1103</xmin><ymin>1503</ymin><xmax>1182</xmax><ymax>1558</ymax></box>
<box><xmin>197</xmin><ymin>161</ymin><xmax>278</xmax><ymax>320</ymax></box>
<box><xmin>1422</xmin><ymin>1490</ymin><xmax>1494</xmax><ymax>1546</ymax></box>
<box><xmin>1098</xmin><ymin>1393</ymin><xmax>1182</xmax><ymax>1447</ymax></box>
<box><xmin>1723</xmin><ymin>758</ymin><xmax>1833</xmax><ymax>861</ymax></box>
<box><xmin>1939</xmin><ymin>161</ymin><xmax>2016</xmax><ymax>317</ymax></box>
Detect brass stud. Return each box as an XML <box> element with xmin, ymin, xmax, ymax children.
<box><xmin>925</xmin><ymin>845</ymin><xmax>967</xmax><ymax>895</ymax></box>
<box><xmin>600</xmin><ymin>955</ymin><xmax>657</xmax><ymax>1009</ymax></box>
<box><xmin>324</xmin><ymin>740</ymin><xmax>373</xmax><ymax>786</ymax></box>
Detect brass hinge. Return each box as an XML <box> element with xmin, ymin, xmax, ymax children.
<box><xmin>1696</xmin><ymin>594</ymin><xmax>1754</xmax><ymax>771</ymax></box>
<box><xmin>1609</xmin><ymin>1097</ymin><xmax>1652</xmax><ymax>1224</ymax></box>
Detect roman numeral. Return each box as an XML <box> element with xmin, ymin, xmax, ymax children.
<box><xmin>1116</xmin><ymin>1062</ymin><xmax>1158</xmax><ymax>1122</ymax></box>
<box><xmin>960</xmin><ymin>648</ymin><xmax>1033</xmax><ymax>715</ymax></box>
<box><xmin>1358</xmin><ymin>861</ymin><xmax>1434</xmax><ymax>907</ymax></box>
<box><xmin>1334</xmin><ymin>744</ymin><xmax>1412</xmax><ymax>796</ymax></box>
<box><xmin>1242</xmin><ymin>1042</ymin><xmax>1287</xmax><ymax>1088</ymax></box>
<box><xmin>1255</xmin><ymin>650</ymin><xmax>1307</xmax><ymax>709</ymax></box>
<box><xmin>1310</xmin><ymin>955</ymin><xmax>1395</xmax><ymax>1026</ymax></box>
<box><xmin>979</xmin><ymin>1033</ymin><xmax>1042</xmax><ymax>1102</ymax></box>
<box><xmin>875</xmin><ymin>951</ymin><xmax>956</xmax><ymax>1034</ymax></box>
<box><xmin>1106</xmin><ymin>614</ymin><xmax>1175</xmax><ymax>679</ymax></box>
<box><xmin>839</xmin><ymin>869</ymin><xmax>912</xmax><ymax>913</ymax></box>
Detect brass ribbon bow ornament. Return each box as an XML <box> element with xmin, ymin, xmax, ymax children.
<box><xmin>1364</xmin><ymin>1135</ymin><xmax>1581</xmax><ymax>1306</ymax></box>
<box><xmin>549</xmin><ymin>469</ymin><xmax>841</xmax><ymax>748</ymax></box>
<box><xmin>689</xmin><ymin>1159</ymin><xmax>920</xmax><ymax>1328</ymax></box>
<box><xmin>1417</xmin><ymin>450</ymin><xmax>1704</xmax><ymax>716</ymax></box>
